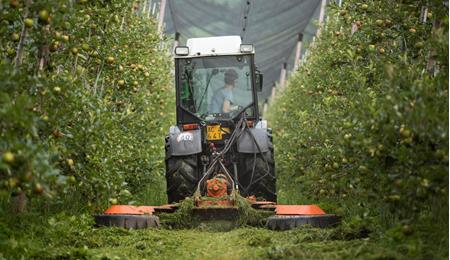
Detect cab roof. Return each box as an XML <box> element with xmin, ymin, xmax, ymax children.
<box><xmin>175</xmin><ymin>36</ymin><xmax>254</xmax><ymax>58</ymax></box>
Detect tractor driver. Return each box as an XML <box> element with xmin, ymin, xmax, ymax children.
<box><xmin>209</xmin><ymin>69</ymin><xmax>239</xmax><ymax>114</ymax></box>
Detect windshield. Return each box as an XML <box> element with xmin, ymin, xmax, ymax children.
<box><xmin>178</xmin><ymin>55</ymin><xmax>254</xmax><ymax>120</ymax></box>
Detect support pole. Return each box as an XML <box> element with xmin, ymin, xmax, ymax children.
<box><xmin>152</xmin><ymin>2</ymin><xmax>157</xmax><ymax>15</ymax></box>
<box><xmin>270</xmin><ymin>82</ymin><xmax>276</xmax><ymax>100</ymax></box>
<box><xmin>173</xmin><ymin>32</ymin><xmax>180</xmax><ymax>52</ymax></box>
<box><xmin>158</xmin><ymin>0</ymin><xmax>167</xmax><ymax>33</ymax></box>
<box><xmin>293</xmin><ymin>33</ymin><xmax>304</xmax><ymax>71</ymax></box>
<box><xmin>262</xmin><ymin>101</ymin><xmax>268</xmax><ymax>116</ymax></box>
<box><xmin>147</xmin><ymin>0</ymin><xmax>153</xmax><ymax>19</ymax></box>
<box><xmin>316</xmin><ymin>0</ymin><xmax>327</xmax><ymax>37</ymax></box>
<box><xmin>279</xmin><ymin>63</ymin><xmax>287</xmax><ymax>90</ymax></box>
<box><xmin>142</xmin><ymin>0</ymin><xmax>147</xmax><ymax>14</ymax></box>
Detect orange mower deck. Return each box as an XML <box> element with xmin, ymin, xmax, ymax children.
<box><xmin>94</xmin><ymin>200</ymin><xmax>340</xmax><ymax>230</ymax></box>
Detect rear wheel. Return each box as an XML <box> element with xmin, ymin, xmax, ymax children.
<box><xmin>165</xmin><ymin>155</ymin><xmax>199</xmax><ymax>203</ymax></box>
<box><xmin>238</xmin><ymin>149</ymin><xmax>276</xmax><ymax>202</ymax></box>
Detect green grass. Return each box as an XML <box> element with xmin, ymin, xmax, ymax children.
<box><xmin>1</xmin><ymin>206</ymin><xmax>446</xmax><ymax>260</ymax></box>
<box><xmin>0</xmin><ymin>211</ymin><xmax>402</xmax><ymax>260</ymax></box>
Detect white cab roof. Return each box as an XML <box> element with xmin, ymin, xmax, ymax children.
<box><xmin>186</xmin><ymin>36</ymin><xmax>242</xmax><ymax>56</ymax></box>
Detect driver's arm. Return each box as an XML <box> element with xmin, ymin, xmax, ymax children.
<box><xmin>222</xmin><ymin>99</ymin><xmax>232</xmax><ymax>113</ymax></box>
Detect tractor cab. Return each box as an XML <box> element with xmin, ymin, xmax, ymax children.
<box><xmin>174</xmin><ymin>36</ymin><xmax>262</xmax><ymax>126</ymax></box>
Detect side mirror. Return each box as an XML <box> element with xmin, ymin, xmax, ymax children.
<box><xmin>255</xmin><ymin>70</ymin><xmax>263</xmax><ymax>92</ymax></box>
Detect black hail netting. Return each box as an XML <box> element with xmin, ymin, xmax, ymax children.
<box><xmin>161</xmin><ymin>0</ymin><xmax>327</xmax><ymax>103</ymax></box>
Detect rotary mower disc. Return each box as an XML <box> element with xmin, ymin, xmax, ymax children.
<box><xmin>94</xmin><ymin>214</ymin><xmax>160</xmax><ymax>229</ymax></box>
<box><xmin>266</xmin><ymin>214</ymin><xmax>341</xmax><ymax>230</ymax></box>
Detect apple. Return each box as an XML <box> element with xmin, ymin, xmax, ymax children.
<box><xmin>38</xmin><ymin>10</ymin><xmax>49</xmax><ymax>23</ymax></box>
<box><xmin>399</xmin><ymin>127</ymin><xmax>411</xmax><ymax>138</ymax></box>
<box><xmin>8</xmin><ymin>178</ymin><xmax>18</xmax><ymax>188</ymax></box>
<box><xmin>3</xmin><ymin>151</ymin><xmax>15</xmax><ymax>164</ymax></box>
<box><xmin>68</xmin><ymin>176</ymin><xmax>76</xmax><ymax>183</ymax></box>
<box><xmin>414</xmin><ymin>41</ymin><xmax>424</xmax><ymax>49</ymax></box>
<box><xmin>109</xmin><ymin>198</ymin><xmax>118</xmax><ymax>205</ymax></box>
<box><xmin>6</xmin><ymin>48</ymin><xmax>15</xmax><ymax>56</ymax></box>
<box><xmin>71</xmin><ymin>47</ymin><xmax>79</xmax><ymax>55</ymax></box>
<box><xmin>107</xmin><ymin>56</ymin><xmax>115</xmax><ymax>64</ymax></box>
<box><xmin>24</xmin><ymin>18</ymin><xmax>34</xmax><ymax>28</ymax></box>
<box><xmin>66</xmin><ymin>158</ymin><xmax>74</xmax><ymax>167</ymax></box>
<box><xmin>55</xmin><ymin>31</ymin><xmax>62</xmax><ymax>40</ymax></box>
<box><xmin>402</xmin><ymin>224</ymin><xmax>414</xmax><ymax>235</ymax></box>
<box><xmin>11</xmin><ymin>33</ymin><xmax>20</xmax><ymax>41</ymax></box>
<box><xmin>34</xmin><ymin>183</ymin><xmax>44</xmax><ymax>194</ymax></box>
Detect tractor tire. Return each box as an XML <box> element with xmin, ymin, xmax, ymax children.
<box><xmin>165</xmin><ymin>155</ymin><xmax>200</xmax><ymax>204</ymax></box>
<box><xmin>238</xmin><ymin>149</ymin><xmax>276</xmax><ymax>202</ymax></box>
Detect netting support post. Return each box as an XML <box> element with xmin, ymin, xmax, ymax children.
<box><xmin>158</xmin><ymin>0</ymin><xmax>167</xmax><ymax>34</ymax></box>
<box><xmin>262</xmin><ymin>102</ymin><xmax>268</xmax><ymax>116</ymax></box>
<box><xmin>293</xmin><ymin>33</ymin><xmax>303</xmax><ymax>71</ymax></box>
<box><xmin>316</xmin><ymin>0</ymin><xmax>327</xmax><ymax>37</ymax></box>
<box><xmin>279</xmin><ymin>63</ymin><xmax>287</xmax><ymax>90</ymax></box>
<box><xmin>173</xmin><ymin>32</ymin><xmax>180</xmax><ymax>53</ymax></box>
<box><xmin>270</xmin><ymin>82</ymin><xmax>276</xmax><ymax>101</ymax></box>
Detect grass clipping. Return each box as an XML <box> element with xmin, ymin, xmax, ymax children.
<box><xmin>158</xmin><ymin>196</ymin><xmax>274</xmax><ymax>230</ymax></box>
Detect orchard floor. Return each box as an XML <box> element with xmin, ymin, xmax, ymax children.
<box><xmin>1</xmin><ymin>213</ymin><xmax>408</xmax><ymax>260</ymax></box>
<box><xmin>60</xmin><ymin>228</ymin><xmax>397</xmax><ymax>260</ymax></box>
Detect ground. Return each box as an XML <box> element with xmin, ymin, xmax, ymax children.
<box><xmin>1</xmin><ymin>211</ymin><xmax>406</xmax><ymax>260</ymax></box>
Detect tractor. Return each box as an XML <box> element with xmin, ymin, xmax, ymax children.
<box><xmin>165</xmin><ymin>36</ymin><xmax>275</xmax><ymax>205</ymax></box>
<box><xmin>94</xmin><ymin>36</ymin><xmax>340</xmax><ymax>230</ymax></box>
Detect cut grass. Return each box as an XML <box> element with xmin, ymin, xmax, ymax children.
<box><xmin>0</xmin><ymin>210</ymin><xmax>439</xmax><ymax>260</ymax></box>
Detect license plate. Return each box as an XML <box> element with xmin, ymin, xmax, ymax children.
<box><xmin>207</xmin><ymin>125</ymin><xmax>222</xmax><ymax>140</ymax></box>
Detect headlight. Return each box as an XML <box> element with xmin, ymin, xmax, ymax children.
<box><xmin>175</xmin><ymin>46</ymin><xmax>189</xmax><ymax>56</ymax></box>
<box><xmin>240</xmin><ymin>44</ymin><xmax>254</xmax><ymax>53</ymax></box>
